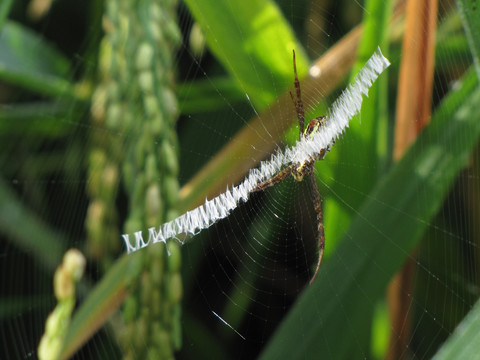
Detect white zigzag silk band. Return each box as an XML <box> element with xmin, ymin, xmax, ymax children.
<box><xmin>122</xmin><ymin>47</ymin><xmax>391</xmax><ymax>254</ymax></box>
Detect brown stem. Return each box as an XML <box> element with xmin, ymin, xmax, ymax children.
<box><xmin>387</xmin><ymin>0</ymin><xmax>438</xmax><ymax>359</ymax></box>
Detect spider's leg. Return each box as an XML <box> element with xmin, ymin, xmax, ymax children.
<box><xmin>291</xmin><ymin>49</ymin><xmax>305</xmax><ymax>139</ymax></box>
<box><xmin>252</xmin><ymin>166</ymin><xmax>293</xmax><ymax>193</ymax></box>
<box><xmin>307</xmin><ymin>173</ymin><xmax>325</xmax><ymax>285</ymax></box>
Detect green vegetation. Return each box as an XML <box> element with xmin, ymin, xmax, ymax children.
<box><xmin>0</xmin><ymin>0</ymin><xmax>479</xmax><ymax>359</ymax></box>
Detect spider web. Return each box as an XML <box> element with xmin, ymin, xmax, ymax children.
<box><xmin>1</xmin><ymin>1</ymin><xmax>479</xmax><ymax>360</ymax></box>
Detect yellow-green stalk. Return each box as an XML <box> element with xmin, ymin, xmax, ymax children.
<box><xmin>38</xmin><ymin>249</ymin><xmax>86</xmax><ymax>360</ymax></box>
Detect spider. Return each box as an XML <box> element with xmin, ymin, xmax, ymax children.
<box><xmin>253</xmin><ymin>50</ymin><xmax>327</xmax><ymax>285</ymax></box>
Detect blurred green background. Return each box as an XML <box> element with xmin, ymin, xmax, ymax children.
<box><xmin>1</xmin><ymin>0</ymin><xmax>480</xmax><ymax>359</ymax></box>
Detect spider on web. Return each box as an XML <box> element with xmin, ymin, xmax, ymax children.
<box><xmin>253</xmin><ymin>50</ymin><xmax>328</xmax><ymax>285</ymax></box>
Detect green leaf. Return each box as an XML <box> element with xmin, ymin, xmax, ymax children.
<box><xmin>457</xmin><ymin>0</ymin><xmax>480</xmax><ymax>79</ymax></box>
<box><xmin>0</xmin><ymin>21</ymin><xmax>74</xmax><ymax>97</ymax></box>
<box><xmin>178</xmin><ymin>77</ymin><xmax>245</xmax><ymax>114</ymax></box>
<box><xmin>0</xmin><ymin>101</ymin><xmax>75</xmax><ymax>137</ymax></box>
<box><xmin>0</xmin><ymin>295</ymin><xmax>52</xmax><ymax>320</ymax></box>
<box><xmin>183</xmin><ymin>0</ymin><xmax>308</xmax><ymax>110</ymax></box>
<box><xmin>260</xmin><ymin>69</ymin><xmax>480</xmax><ymax>359</ymax></box>
<box><xmin>0</xmin><ymin>176</ymin><xmax>65</xmax><ymax>272</ymax></box>
<box><xmin>0</xmin><ymin>0</ymin><xmax>13</xmax><ymax>29</ymax></box>
<box><xmin>432</xmin><ymin>297</ymin><xmax>480</xmax><ymax>360</ymax></box>
<box><xmin>321</xmin><ymin>0</ymin><xmax>394</xmax><ymax>253</ymax></box>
